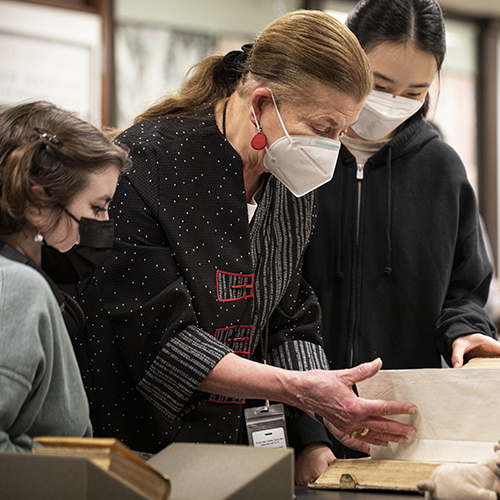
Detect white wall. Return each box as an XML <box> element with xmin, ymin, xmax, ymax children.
<box><xmin>115</xmin><ymin>0</ymin><xmax>302</xmax><ymax>35</ymax></box>
<box><xmin>0</xmin><ymin>0</ymin><xmax>102</xmax><ymax>124</ymax></box>
<box><xmin>325</xmin><ymin>0</ymin><xmax>500</xmax><ymax>17</ymax></box>
<box><xmin>439</xmin><ymin>0</ymin><xmax>500</xmax><ymax>17</ymax></box>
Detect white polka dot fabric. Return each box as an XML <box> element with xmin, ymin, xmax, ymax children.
<box><xmin>70</xmin><ymin>110</ymin><xmax>330</xmax><ymax>453</ymax></box>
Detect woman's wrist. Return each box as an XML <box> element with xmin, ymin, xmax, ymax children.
<box><xmin>198</xmin><ymin>352</ymin><xmax>307</xmax><ymax>407</ymax></box>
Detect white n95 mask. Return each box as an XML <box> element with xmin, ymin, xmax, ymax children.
<box><xmin>252</xmin><ymin>92</ymin><xmax>340</xmax><ymax>198</ymax></box>
<box><xmin>351</xmin><ymin>89</ymin><xmax>423</xmax><ymax>141</ymax></box>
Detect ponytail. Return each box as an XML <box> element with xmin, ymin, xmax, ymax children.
<box><xmin>134</xmin><ymin>11</ymin><xmax>372</xmax><ymax>123</ymax></box>
<box><xmin>135</xmin><ymin>54</ymin><xmax>238</xmax><ymax>123</ymax></box>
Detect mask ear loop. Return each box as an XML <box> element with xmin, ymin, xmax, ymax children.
<box><xmin>63</xmin><ymin>207</ymin><xmax>81</xmax><ymax>245</ymax></box>
<box><xmin>267</xmin><ymin>89</ymin><xmax>294</xmax><ymax>144</ymax></box>
<box><xmin>251</xmin><ymin>89</ymin><xmax>294</xmax><ymax>165</ymax></box>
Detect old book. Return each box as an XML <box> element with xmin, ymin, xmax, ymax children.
<box><xmin>309</xmin><ymin>458</ymin><xmax>440</xmax><ymax>492</ymax></box>
<box><xmin>463</xmin><ymin>356</ymin><xmax>500</xmax><ymax>368</ymax></box>
<box><xmin>33</xmin><ymin>437</ymin><xmax>170</xmax><ymax>500</ymax></box>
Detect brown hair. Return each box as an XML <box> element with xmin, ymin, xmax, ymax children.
<box><xmin>135</xmin><ymin>10</ymin><xmax>373</xmax><ymax>123</ymax></box>
<box><xmin>0</xmin><ymin>101</ymin><xmax>131</xmax><ymax>234</ymax></box>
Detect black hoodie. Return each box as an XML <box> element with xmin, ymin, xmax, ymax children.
<box><xmin>303</xmin><ymin>115</ymin><xmax>497</xmax><ymax>371</ymax></box>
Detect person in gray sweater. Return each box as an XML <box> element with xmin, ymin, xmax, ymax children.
<box><xmin>0</xmin><ymin>101</ymin><xmax>130</xmax><ymax>452</ymax></box>
<box><xmin>0</xmin><ymin>257</ymin><xmax>90</xmax><ymax>452</ymax></box>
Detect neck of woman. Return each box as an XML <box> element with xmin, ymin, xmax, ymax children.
<box><xmin>345</xmin><ymin>126</ymin><xmax>396</xmax><ymax>142</ymax></box>
<box><xmin>1</xmin><ymin>231</ymin><xmax>41</xmax><ymax>266</ymax></box>
<box><xmin>215</xmin><ymin>95</ymin><xmax>268</xmax><ymax>203</ymax></box>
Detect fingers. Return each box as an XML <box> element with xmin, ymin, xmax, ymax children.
<box><xmin>472</xmin><ymin>336</ymin><xmax>500</xmax><ymax>356</ymax></box>
<box><xmin>361</xmin><ymin>427</ymin><xmax>414</xmax><ymax>445</ymax></box>
<box><xmin>294</xmin><ymin>443</ymin><xmax>335</xmax><ymax>485</ymax></box>
<box><xmin>316</xmin><ymin>394</ymin><xmax>417</xmax><ymax>438</ymax></box>
<box><xmin>451</xmin><ymin>334</ymin><xmax>500</xmax><ymax>368</ymax></box>
<box><xmin>340</xmin><ymin>435</ymin><xmax>371</xmax><ymax>454</ymax></box>
<box><xmin>363</xmin><ymin>435</ymin><xmax>389</xmax><ymax>447</ymax></box>
<box><xmin>344</xmin><ymin>358</ymin><xmax>383</xmax><ymax>385</ymax></box>
<box><xmin>326</xmin><ymin>421</ymin><xmax>371</xmax><ymax>454</ymax></box>
<box><xmin>363</xmin><ymin>412</ymin><xmax>417</xmax><ymax>438</ymax></box>
<box><xmin>488</xmin><ymin>338</ymin><xmax>500</xmax><ymax>355</ymax></box>
<box><xmin>361</xmin><ymin>398</ymin><xmax>418</xmax><ymax>418</ymax></box>
<box><xmin>346</xmin><ymin>423</ymin><xmax>414</xmax><ymax>444</ymax></box>
<box><xmin>303</xmin><ymin>362</ymin><xmax>417</xmax><ymax>445</ymax></box>
<box><xmin>326</xmin><ymin>420</ymin><xmax>404</xmax><ymax>452</ymax></box>
<box><xmin>451</xmin><ymin>338</ymin><xmax>466</xmax><ymax>368</ymax></box>
<box><xmin>339</xmin><ymin>429</ymin><xmax>394</xmax><ymax>451</ymax></box>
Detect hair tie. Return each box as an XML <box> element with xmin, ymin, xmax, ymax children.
<box><xmin>34</xmin><ymin>127</ymin><xmax>64</xmax><ymax>149</ymax></box>
<box><xmin>222</xmin><ymin>43</ymin><xmax>253</xmax><ymax>77</ymax></box>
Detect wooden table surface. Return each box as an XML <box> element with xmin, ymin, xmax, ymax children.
<box><xmin>295</xmin><ymin>485</ymin><xmax>422</xmax><ymax>500</ymax></box>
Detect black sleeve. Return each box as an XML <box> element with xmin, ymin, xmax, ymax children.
<box><xmin>436</xmin><ymin>182</ymin><xmax>497</xmax><ymax>364</ymax></box>
<box><xmin>95</xmin><ymin>167</ymin><xmax>232</xmax><ymax>422</ymax></box>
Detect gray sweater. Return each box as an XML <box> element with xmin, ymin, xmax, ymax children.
<box><xmin>0</xmin><ymin>255</ymin><xmax>91</xmax><ymax>452</ymax></box>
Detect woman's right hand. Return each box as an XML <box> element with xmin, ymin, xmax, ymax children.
<box><xmin>199</xmin><ymin>353</ymin><xmax>416</xmax><ymax>454</ymax></box>
<box><xmin>289</xmin><ymin>358</ymin><xmax>417</xmax><ymax>453</ymax></box>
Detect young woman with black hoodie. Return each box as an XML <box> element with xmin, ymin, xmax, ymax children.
<box><xmin>304</xmin><ymin>0</ymin><xmax>500</xmax><ymax>379</ymax></box>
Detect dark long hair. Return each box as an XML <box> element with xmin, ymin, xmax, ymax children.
<box><xmin>347</xmin><ymin>0</ymin><xmax>446</xmax><ymax>117</ymax></box>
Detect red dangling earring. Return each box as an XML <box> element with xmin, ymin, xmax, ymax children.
<box><xmin>250</xmin><ymin>125</ymin><xmax>267</xmax><ymax>150</ymax></box>
<box><xmin>250</xmin><ymin>105</ymin><xmax>267</xmax><ymax>150</ymax></box>
<box><xmin>251</xmin><ymin>130</ymin><xmax>267</xmax><ymax>150</ymax></box>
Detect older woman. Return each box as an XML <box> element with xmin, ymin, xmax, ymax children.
<box><xmin>73</xmin><ymin>10</ymin><xmax>417</xmax><ymax>482</ymax></box>
<box><xmin>0</xmin><ymin>101</ymin><xmax>130</xmax><ymax>451</ymax></box>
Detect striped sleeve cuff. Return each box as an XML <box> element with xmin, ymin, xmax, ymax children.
<box><xmin>137</xmin><ymin>325</ymin><xmax>232</xmax><ymax>421</ymax></box>
<box><xmin>270</xmin><ymin>340</ymin><xmax>329</xmax><ymax>419</ymax></box>
<box><xmin>269</xmin><ymin>340</ymin><xmax>330</xmax><ymax>371</ymax></box>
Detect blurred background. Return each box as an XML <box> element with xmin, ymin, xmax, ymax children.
<box><xmin>1</xmin><ymin>0</ymin><xmax>500</xmax><ymax>303</ymax></box>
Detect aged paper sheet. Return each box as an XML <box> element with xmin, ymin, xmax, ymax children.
<box><xmin>356</xmin><ymin>367</ymin><xmax>499</xmax><ymax>463</ymax></box>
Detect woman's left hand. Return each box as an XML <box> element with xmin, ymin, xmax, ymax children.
<box><xmin>451</xmin><ymin>333</ymin><xmax>500</xmax><ymax>368</ymax></box>
<box><xmin>295</xmin><ymin>443</ymin><xmax>335</xmax><ymax>485</ymax></box>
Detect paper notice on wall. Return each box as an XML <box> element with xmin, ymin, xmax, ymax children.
<box><xmin>356</xmin><ymin>367</ymin><xmax>500</xmax><ymax>463</ymax></box>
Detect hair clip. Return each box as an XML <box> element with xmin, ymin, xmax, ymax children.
<box><xmin>34</xmin><ymin>127</ymin><xmax>64</xmax><ymax>149</ymax></box>
<box><xmin>222</xmin><ymin>43</ymin><xmax>254</xmax><ymax>76</ymax></box>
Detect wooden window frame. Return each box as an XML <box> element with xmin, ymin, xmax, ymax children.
<box><xmin>14</xmin><ymin>0</ymin><xmax>115</xmax><ymax>126</ymax></box>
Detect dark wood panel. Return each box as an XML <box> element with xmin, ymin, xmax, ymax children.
<box><xmin>477</xmin><ymin>20</ymin><xmax>500</xmax><ymax>268</ymax></box>
<box><xmin>13</xmin><ymin>0</ymin><xmax>98</xmax><ymax>13</ymax></box>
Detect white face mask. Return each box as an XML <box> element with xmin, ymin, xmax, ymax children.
<box><xmin>252</xmin><ymin>92</ymin><xmax>341</xmax><ymax>198</ymax></box>
<box><xmin>351</xmin><ymin>89</ymin><xmax>424</xmax><ymax>141</ymax></box>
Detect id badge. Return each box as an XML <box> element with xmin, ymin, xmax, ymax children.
<box><xmin>244</xmin><ymin>403</ymin><xmax>288</xmax><ymax>449</ymax></box>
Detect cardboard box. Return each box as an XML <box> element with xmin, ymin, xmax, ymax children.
<box><xmin>148</xmin><ymin>443</ymin><xmax>294</xmax><ymax>500</ymax></box>
<box><xmin>0</xmin><ymin>453</ymin><xmax>151</xmax><ymax>500</ymax></box>
<box><xmin>0</xmin><ymin>443</ymin><xmax>294</xmax><ymax>500</ymax></box>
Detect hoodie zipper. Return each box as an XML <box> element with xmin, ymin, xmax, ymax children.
<box><xmin>350</xmin><ymin>162</ymin><xmax>365</xmax><ymax>367</ymax></box>
<box><xmin>356</xmin><ymin>163</ymin><xmax>365</xmax><ymax>245</ymax></box>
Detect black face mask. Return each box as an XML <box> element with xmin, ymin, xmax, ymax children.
<box><xmin>41</xmin><ymin>215</ymin><xmax>115</xmax><ymax>284</ymax></box>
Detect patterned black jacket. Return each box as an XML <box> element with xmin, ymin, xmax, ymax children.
<box><xmin>73</xmin><ymin>110</ymin><xmax>330</xmax><ymax>453</ymax></box>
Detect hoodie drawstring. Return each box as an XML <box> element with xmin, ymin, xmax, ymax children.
<box><xmin>384</xmin><ymin>146</ymin><xmax>393</xmax><ymax>277</ymax></box>
<box><xmin>334</xmin><ymin>163</ymin><xmax>344</xmax><ymax>281</ymax></box>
